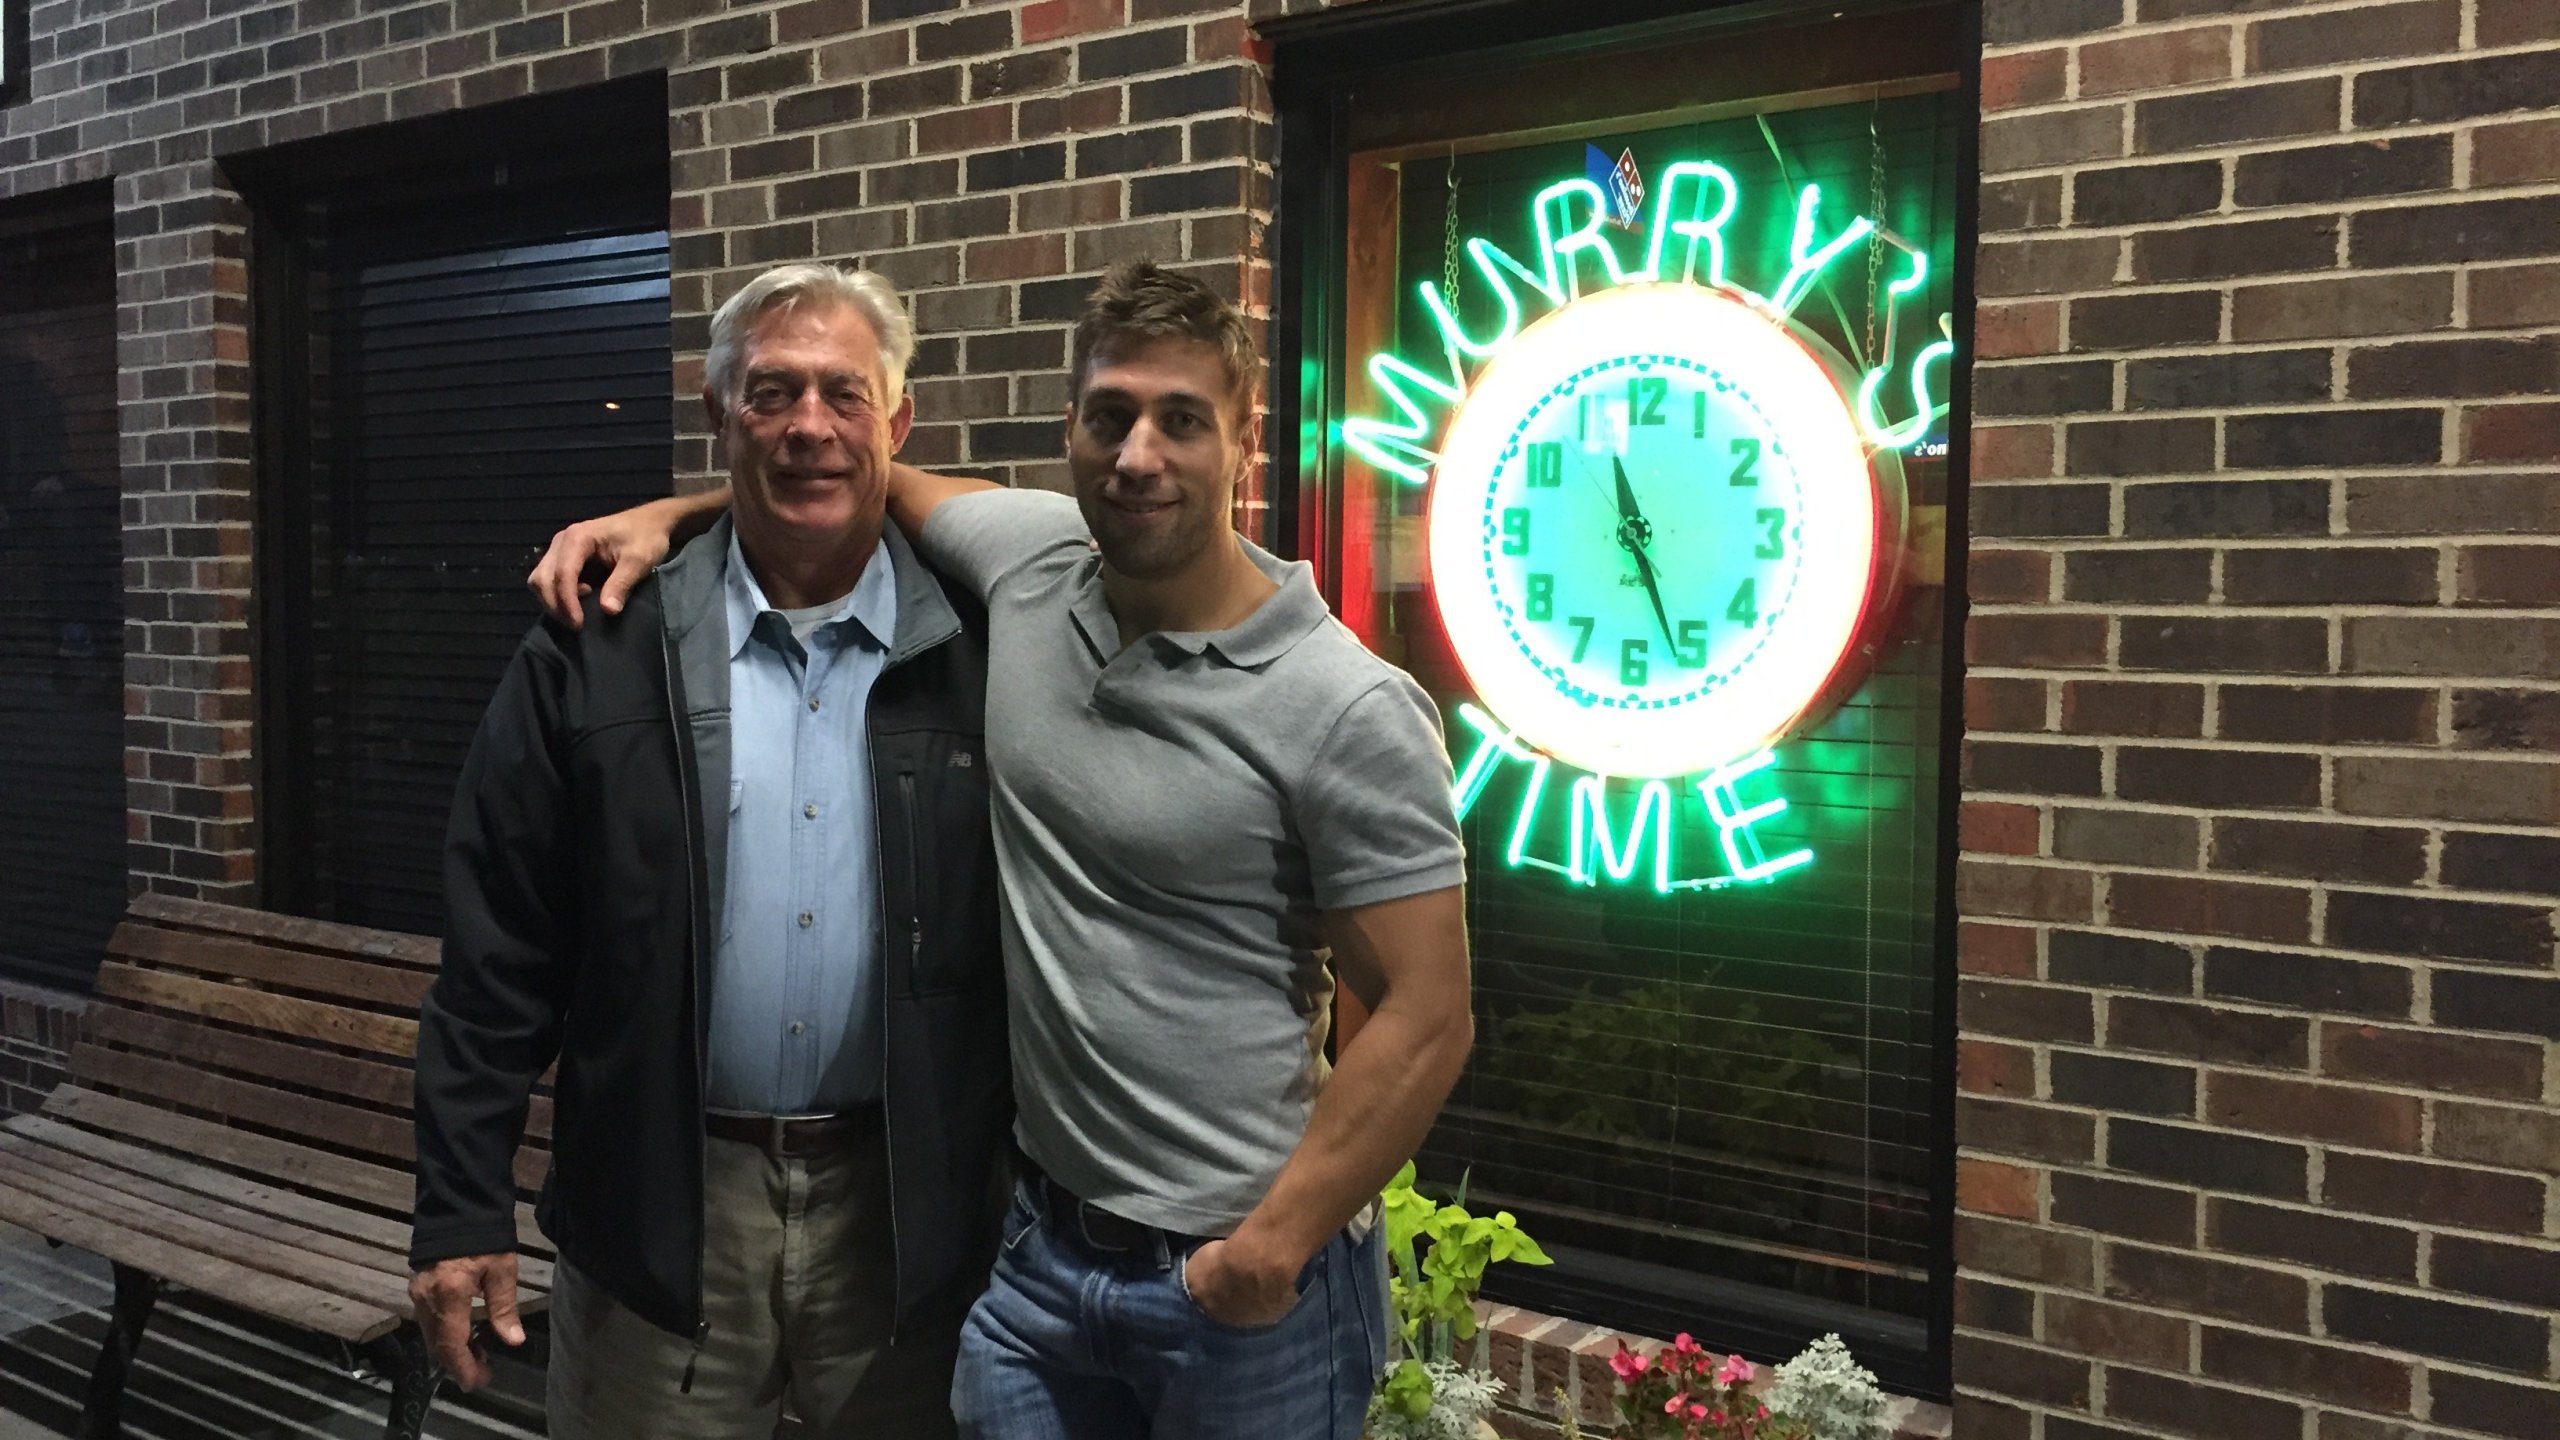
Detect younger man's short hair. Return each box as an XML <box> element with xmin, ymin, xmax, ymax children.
<box><xmin>1070</xmin><ymin>261</ymin><xmax>1259</xmax><ymax>417</ymax></box>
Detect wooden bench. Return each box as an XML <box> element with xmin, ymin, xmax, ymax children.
<box><xmin>0</xmin><ymin>894</ymin><xmax>554</xmax><ymax>1440</ymax></box>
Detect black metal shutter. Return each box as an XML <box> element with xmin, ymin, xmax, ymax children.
<box><xmin>0</xmin><ymin>194</ymin><xmax>124</xmax><ymax>989</ymax></box>
<box><xmin>264</xmin><ymin>187</ymin><xmax>672</xmax><ymax>935</ymax></box>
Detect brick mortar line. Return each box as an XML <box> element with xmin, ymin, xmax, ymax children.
<box><xmin>1964</xmin><ymin>1151</ymin><xmax>2560</xmax><ymax>1216</ymax></box>
<box><xmin>1983</xmin><ymin>0</ymin><xmax>2552</xmax><ymax>57</ymax></box>
<box><xmin>1944</xmin><ymin>1329</ymin><xmax>2558</xmax><ymax>1427</ymax></box>
<box><xmin>1987</xmin><ymin>64</ymin><xmax>2560</xmax><ymax>132</ymax></box>
<box><xmin>1953</xmin><ymin>1361</ymin><xmax>2547</xmax><ymax>1440</ymax></box>
<box><xmin>2001</xmin><ymin>1045</ymin><xmax>2560</xmax><ymax>1112</ymax></box>
<box><xmin>1961</xmin><ymin>853</ymin><xmax>2560</xmax><ymax>907</ymax></box>
<box><xmin>1975</xmin><ymin>334</ymin><xmax>2560</xmax><ymax>363</ymax></box>
<box><xmin>1965</xmin><ymin>735</ymin><xmax>2560</xmax><ymax>765</ymax></box>
<box><xmin>1956</xmin><ymin>967</ymin><xmax>2556</xmax><ymax>1017</ymax></box>
<box><xmin>1982</xmin><ymin>117</ymin><xmax>2560</xmax><ymax>175</ymax></box>
<box><xmin>1969</xmin><ymin>462</ymin><xmax>2537</xmax><ymax>481</ymax></box>
<box><xmin>1965</xmin><ymin>598</ymin><xmax>2560</xmax><ymax>618</ymax></box>
<box><xmin>1948</xmin><ymin>1299</ymin><xmax>2560</xmax><ymax>1373</ymax></box>
<box><xmin>1967</xmin><ymin>539</ymin><xmax>2560</xmax><ymax>556</ymax></box>
<box><xmin>1972</xmin><ymin>257</ymin><xmax>2554</xmax><ymax>296</ymax></box>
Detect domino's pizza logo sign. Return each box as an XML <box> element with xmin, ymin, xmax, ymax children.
<box><xmin>1586</xmin><ymin>144</ymin><xmax>1645</xmax><ymax>231</ymax></box>
<box><xmin>2</xmin><ymin>0</ymin><xmax>28</xmax><ymax>109</ymax></box>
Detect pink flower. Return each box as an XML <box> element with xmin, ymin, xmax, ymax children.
<box><xmin>1672</xmin><ymin>1332</ymin><xmax>1700</xmax><ymax>1355</ymax></box>
<box><xmin>1609</xmin><ymin>1346</ymin><xmax>1648</xmax><ymax>1383</ymax></box>
<box><xmin>1716</xmin><ymin>1354</ymin><xmax>1756</xmax><ymax>1387</ymax></box>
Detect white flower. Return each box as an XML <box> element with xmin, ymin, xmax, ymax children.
<box><xmin>1769</xmin><ymin>1333</ymin><xmax>1890</xmax><ymax>1440</ymax></box>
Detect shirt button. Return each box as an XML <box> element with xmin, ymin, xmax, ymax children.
<box><xmin>803</xmin><ymin>802</ymin><xmax>819</xmax><ymax>819</ymax></box>
<box><xmin>797</xmin><ymin>911</ymin><xmax>813</xmax><ymax>929</ymax></box>
<box><xmin>789</xmin><ymin>1021</ymin><xmax>805</xmax><ymax>1035</ymax></box>
<box><xmin>807</xmin><ymin>698</ymin><xmax>820</xmax><ymax>712</ymax></box>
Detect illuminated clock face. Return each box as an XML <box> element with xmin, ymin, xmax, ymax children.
<box><xmin>1429</xmin><ymin>283</ymin><xmax>1891</xmax><ymax>779</ymax></box>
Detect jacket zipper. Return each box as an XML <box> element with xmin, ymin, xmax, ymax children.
<box><xmin>898</xmin><ymin>770</ymin><xmax>925</xmax><ymax>984</ymax></box>
<box><xmin>867</xmin><ymin>697</ymin><xmax>906</xmax><ymax>1346</ymax></box>
<box><xmin>680</xmin><ymin>1321</ymin><xmax>709</xmax><ymax>1393</ymax></box>
<box><xmin>661</xmin><ymin>607</ymin><xmax>714</xmax><ymax>1366</ymax></box>
<box><xmin>867</xmin><ymin>608</ymin><xmax>962</xmax><ymax>1348</ymax></box>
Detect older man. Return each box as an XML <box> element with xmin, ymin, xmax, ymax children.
<box><xmin>412</xmin><ymin>263</ymin><xmax>1007</xmax><ymax>1439</ymax></box>
<box><xmin>534</xmin><ymin>262</ymin><xmax>1473</xmax><ymax>1438</ymax></box>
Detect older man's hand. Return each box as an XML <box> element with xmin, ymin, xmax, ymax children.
<box><xmin>409</xmin><ymin>1252</ymin><xmax>523</xmax><ymax>1391</ymax></box>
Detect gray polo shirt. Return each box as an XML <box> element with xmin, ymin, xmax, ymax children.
<box><xmin>920</xmin><ymin>489</ymin><xmax>1467</xmax><ymax>1236</ymax></box>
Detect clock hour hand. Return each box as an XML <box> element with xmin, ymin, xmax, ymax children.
<box><xmin>1610</xmin><ymin>456</ymin><xmax>1680</xmax><ymax>654</ymax></box>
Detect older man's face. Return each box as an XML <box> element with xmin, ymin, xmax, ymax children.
<box><xmin>711</xmin><ymin>302</ymin><xmax>912</xmax><ymax>550</ymax></box>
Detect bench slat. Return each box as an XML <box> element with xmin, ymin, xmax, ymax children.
<box><xmin>0</xmin><ymin>1180</ymin><xmax>398</xmax><ymax>1342</ymax></box>
<box><xmin>43</xmin><ymin>1087</ymin><xmax>553</xmax><ymax>1254</ymax></box>
<box><xmin>107</xmin><ymin>924</ymin><xmax>434</xmax><ymax>1010</ymax></box>
<box><xmin>92</xmin><ymin>963</ymin><xmax>417</xmax><ymax>1058</ymax></box>
<box><xmin>5</xmin><ymin>1115</ymin><xmax>555</xmax><ymax>1268</ymax></box>
<box><xmin>7</xmin><ymin>1114</ymin><xmax>412</xmax><ymax>1252</ymax></box>
<box><xmin>0</xmin><ymin>1128</ymin><xmax>555</xmax><ymax>1299</ymax></box>
<box><xmin>74</xmin><ymin>1044</ymin><xmax>416</xmax><ymax>1165</ymax></box>
<box><xmin>129</xmin><ymin>893</ymin><xmax>443</xmax><ymax>969</ymax></box>
<box><xmin>0</xmin><ymin>1132</ymin><xmax>459</xmax><ymax>1310</ymax></box>
<box><xmin>82</xmin><ymin>1005</ymin><xmax>413</xmax><ymax>1111</ymax></box>
<box><xmin>77</xmin><ymin>1008</ymin><xmax>557</xmax><ymax>1148</ymax></box>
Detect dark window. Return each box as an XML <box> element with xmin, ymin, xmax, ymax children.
<box><xmin>240</xmin><ymin>80</ymin><xmax>674</xmax><ymax>935</ymax></box>
<box><xmin>1</xmin><ymin>0</ymin><xmax>28</xmax><ymax>110</ymax></box>
<box><xmin>0</xmin><ymin>188</ymin><xmax>124</xmax><ymax>989</ymax></box>
<box><xmin>1270</xmin><ymin>2</ymin><xmax>1971</xmax><ymax>1398</ymax></box>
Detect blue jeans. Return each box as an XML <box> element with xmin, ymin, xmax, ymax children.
<box><xmin>950</xmin><ymin>1180</ymin><xmax>1388</xmax><ymax>1439</ymax></box>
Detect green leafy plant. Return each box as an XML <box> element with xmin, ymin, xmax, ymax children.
<box><xmin>1366</xmin><ymin>1161</ymin><xmax>1553</xmax><ymax>1436</ymax></box>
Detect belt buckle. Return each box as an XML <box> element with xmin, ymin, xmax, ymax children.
<box><xmin>1073</xmin><ymin>1199</ymin><xmax>1127</xmax><ymax>1252</ymax></box>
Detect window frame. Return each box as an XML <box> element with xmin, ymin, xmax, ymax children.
<box><xmin>1263</xmin><ymin>0</ymin><xmax>1981</xmax><ymax>1398</ymax></box>
<box><xmin>235</xmin><ymin>77</ymin><xmax>674</xmax><ymax>928</ymax></box>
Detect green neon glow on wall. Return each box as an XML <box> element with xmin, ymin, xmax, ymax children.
<box><xmin>1453</xmin><ymin>705</ymin><xmax>1812</xmax><ymax>892</ymax></box>
<box><xmin>1340</xmin><ymin>151</ymin><xmax>1955</xmax><ymax>486</ymax></box>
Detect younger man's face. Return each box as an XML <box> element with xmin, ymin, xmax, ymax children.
<box><xmin>1065</xmin><ymin>337</ymin><xmax>1254</xmax><ymax>582</ymax></box>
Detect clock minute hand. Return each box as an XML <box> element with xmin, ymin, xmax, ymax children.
<box><xmin>1610</xmin><ymin>455</ymin><xmax>1680</xmax><ymax>654</ymax></box>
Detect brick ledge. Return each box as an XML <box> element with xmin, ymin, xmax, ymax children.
<box><xmin>1465</xmin><ymin>1302</ymin><xmax>1950</xmax><ymax>1440</ymax></box>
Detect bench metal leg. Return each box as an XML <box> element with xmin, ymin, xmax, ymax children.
<box><xmin>75</xmin><ymin>1264</ymin><xmax>162</xmax><ymax>1440</ymax></box>
<box><xmin>364</xmin><ymin>1325</ymin><xmax>443</xmax><ymax>1440</ymax></box>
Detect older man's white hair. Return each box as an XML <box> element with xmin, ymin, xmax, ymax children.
<box><xmin>704</xmin><ymin>263</ymin><xmax>916</xmax><ymax>405</ymax></box>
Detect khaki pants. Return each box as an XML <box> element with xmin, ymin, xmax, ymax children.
<box><xmin>547</xmin><ymin>1132</ymin><xmax>959</xmax><ymax>1439</ymax></box>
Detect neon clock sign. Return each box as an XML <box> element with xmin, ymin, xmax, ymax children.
<box><xmin>1345</xmin><ymin>160</ymin><xmax>1954</xmax><ymax>895</ymax></box>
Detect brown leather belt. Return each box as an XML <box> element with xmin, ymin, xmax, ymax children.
<box><xmin>703</xmin><ymin>1106</ymin><xmax>881</xmax><ymax>1159</ymax></box>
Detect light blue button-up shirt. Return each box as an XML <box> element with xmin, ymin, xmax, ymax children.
<box><xmin>705</xmin><ymin>530</ymin><xmax>897</xmax><ymax>1114</ymax></box>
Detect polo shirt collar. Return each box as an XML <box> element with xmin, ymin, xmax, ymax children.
<box><xmin>1069</xmin><ymin>538</ymin><xmax>1330</xmax><ymax>670</ymax></box>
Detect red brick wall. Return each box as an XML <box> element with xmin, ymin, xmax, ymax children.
<box><xmin>1961</xmin><ymin>1</ymin><xmax>2560</xmax><ymax>1436</ymax></box>
<box><xmin>0</xmin><ymin>0</ymin><xmax>1275</xmax><ymax>898</ymax></box>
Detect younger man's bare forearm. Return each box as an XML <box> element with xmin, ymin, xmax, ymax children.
<box><xmin>1226</xmin><ymin>982</ymin><xmax>1473</xmax><ymax>1273</ymax></box>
